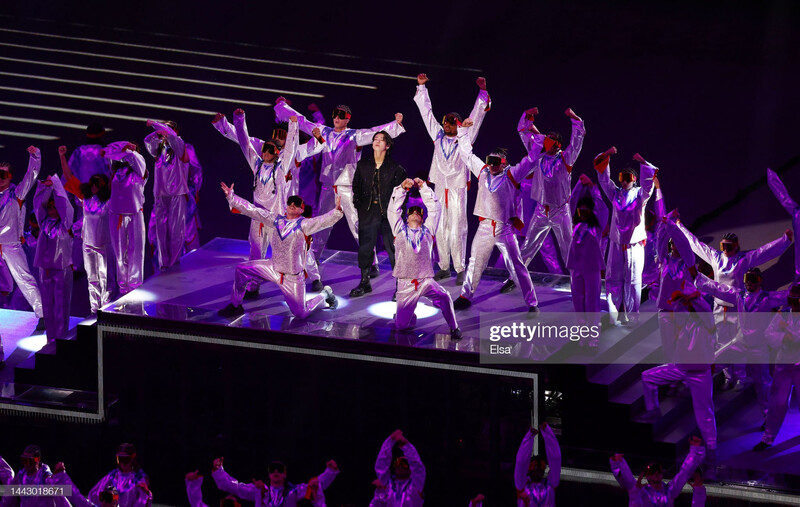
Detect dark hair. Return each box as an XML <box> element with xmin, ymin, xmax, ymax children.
<box><xmin>286</xmin><ymin>195</ymin><xmax>304</xmax><ymax>208</ymax></box>
<box><xmin>0</xmin><ymin>162</ymin><xmax>12</xmax><ymax>177</ymax></box>
<box><xmin>721</xmin><ymin>232</ymin><xmax>739</xmax><ymax>243</ymax></box>
<box><xmin>573</xmin><ymin>196</ymin><xmax>600</xmax><ymax>228</ymax></box>
<box><xmin>21</xmin><ymin>444</ymin><xmax>42</xmax><ymax>458</ymax></box>
<box><xmin>262</xmin><ymin>139</ymin><xmax>281</xmax><ymax>154</ymax></box>
<box><xmin>115</xmin><ymin>443</ymin><xmax>140</xmax><ymax>471</ymax></box>
<box><xmin>445</xmin><ymin>112</ymin><xmax>463</xmax><ymax>122</ymax></box>
<box><xmin>301</xmin><ymin>204</ymin><xmax>313</xmax><ymax>218</ymax></box>
<box><xmin>164</xmin><ymin>121</ymin><xmax>179</xmax><ymax>134</ymax></box>
<box><xmin>372</xmin><ymin>131</ymin><xmax>394</xmax><ymax>150</ymax></box>
<box><xmin>407</xmin><ymin>205</ymin><xmax>424</xmax><ymax>221</ymax></box>
<box><xmin>336</xmin><ymin>104</ymin><xmax>352</xmax><ymax>115</ymax></box>
<box><xmin>80</xmin><ymin>174</ymin><xmax>111</xmax><ymax>202</ymax></box>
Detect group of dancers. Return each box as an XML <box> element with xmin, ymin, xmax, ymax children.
<box><xmin>1</xmin><ymin>426</ymin><xmax>714</xmax><ymax>506</ymax></box>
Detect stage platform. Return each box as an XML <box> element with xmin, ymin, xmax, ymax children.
<box><xmin>2</xmin><ymin>238</ymin><xmax>800</xmax><ymax>504</ymax></box>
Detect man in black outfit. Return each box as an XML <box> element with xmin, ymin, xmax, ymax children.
<box><xmin>350</xmin><ymin>130</ymin><xmax>407</xmax><ymax>297</ymax></box>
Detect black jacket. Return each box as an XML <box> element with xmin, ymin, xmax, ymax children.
<box><xmin>352</xmin><ymin>155</ymin><xmax>406</xmax><ymax>216</ymax></box>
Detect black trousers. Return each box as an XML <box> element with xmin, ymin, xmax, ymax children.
<box><xmin>357</xmin><ymin>205</ymin><xmax>395</xmax><ymax>270</ymax></box>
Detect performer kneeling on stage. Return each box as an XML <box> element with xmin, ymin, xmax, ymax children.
<box><xmin>218</xmin><ymin>183</ymin><xmax>341</xmax><ymax>319</ymax></box>
<box><xmin>388</xmin><ymin>178</ymin><xmax>462</xmax><ymax>340</ymax></box>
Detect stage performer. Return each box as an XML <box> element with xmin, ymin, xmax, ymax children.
<box><xmin>767</xmin><ymin>169</ymin><xmax>800</xmax><ymax>281</ymax></box>
<box><xmin>610</xmin><ymin>437</ymin><xmax>706</xmax><ymax>506</ymax></box>
<box><xmin>273</xmin><ymin>97</ymin><xmax>405</xmax><ymax>278</ymax></box>
<box><xmin>217</xmin><ymin>184</ymin><xmax>340</xmax><ymax>319</ymax></box>
<box><xmin>513</xmin><ymin>423</ymin><xmax>560</xmax><ymax>507</ymax></box>
<box><xmin>754</xmin><ymin>283</ymin><xmax>800</xmax><ymax>451</ymax></box>
<box><xmin>370</xmin><ymin>430</ymin><xmax>425</xmax><ymax>507</ymax></box>
<box><xmin>594</xmin><ymin>151</ymin><xmax>657</xmax><ymax>326</ymax></box>
<box><xmin>0</xmin><ymin>146</ymin><xmax>44</xmax><ymax>329</ymax></box>
<box><xmin>184</xmin><ymin>143</ymin><xmax>203</xmax><ymax>252</ymax></box>
<box><xmin>144</xmin><ymin>119</ymin><xmax>189</xmax><ymax>270</ymax></box>
<box><xmin>350</xmin><ymin>131</ymin><xmax>407</xmax><ymax>298</ymax></box>
<box><xmin>33</xmin><ymin>176</ymin><xmax>73</xmax><ymax>343</ymax></box>
<box><xmin>60</xmin><ymin>124</ymin><xmax>111</xmax><ymax>271</ymax></box>
<box><xmin>674</xmin><ymin>210</ymin><xmax>791</xmax><ymax>386</ymax></box>
<box><xmin>103</xmin><ymin>143</ymin><xmax>147</xmax><ymax>295</ymax></box>
<box><xmin>566</xmin><ymin>172</ymin><xmax>609</xmax><ymax>339</ymax></box>
<box><xmin>212</xmin><ymin>457</ymin><xmax>338</xmax><ymax>507</ymax></box>
<box><xmin>640</xmin><ymin>284</ymin><xmax>718</xmax><ymax>461</ymax></box>
<box><xmin>413</xmin><ymin>73</ymin><xmax>490</xmax><ymax>285</ymax></box>
<box><xmin>1</xmin><ymin>445</ymin><xmax>69</xmax><ymax>507</ymax></box>
<box><xmin>694</xmin><ymin>267</ymin><xmax>791</xmax><ymax>417</ymax></box>
<box><xmin>229</xmin><ymin>109</ymin><xmax>303</xmax><ymax>298</ymax></box>
<box><xmin>60</xmin><ymin>145</ymin><xmax>111</xmax><ymax>314</ymax></box>
<box><xmin>89</xmin><ymin>444</ymin><xmax>152</xmax><ymax>507</ymax></box>
<box><xmin>452</xmin><ymin>118</ymin><xmax>539</xmax><ymax>312</ymax></box>
<box><xmin>499</xmin><ymin>107</ymin><xmax>585</xmax><ymax>294</ymax></box>
<box><xmin>388</xmin><ymin>177</ymin><xmax>462</xmax><ymax>340</ymax></box>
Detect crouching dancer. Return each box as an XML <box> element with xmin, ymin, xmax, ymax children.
<box><xmin>389</xmin><ymin>178</ymin><xmax>461</xmax><ymax>340</ymax></box>
<box><xmin>218</xmin><ymin>183</ymin><xmax>340</xmax><ymax>319</ymax></box>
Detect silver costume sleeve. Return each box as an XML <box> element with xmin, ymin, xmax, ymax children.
<box><xmin>210</xmin><ymin>468</ymin><xmax>258</xmax><ymax>502</ymax></box>
<box><xmin>561</xmin><ymin>118</ymin><xmax>586</xmax><ymax>168</ymax></box>
<box><xmin>413</xmin><ymin>84</ymin><xmax>443</xmax><ymax>142</ymax></box>
<box><xmin>517</xmin><ymin>111</ymin><xmax>535</xmax><ymax>153</ymax></box>
<box><xmin>233</xmin><ymin>112</ymin><xmax>260</xmax><ymax>174</ymax></box>
<box><xmin>595</xmin><ymin>154</ymin><xmax>618</xmax><ymax>203</ymax></box>
<box><xmin>420</xmin><ymin>183</ymin><xmax>441</xmax><ymax>236</ymax></box>
<box><xmin>212</xmin><ymin>116</ymin><xmax>264</xmax><ymax>153</ymax></box>
<box><xmin>402</xmin><ymin>442</ymin><xmax>426</xmax><ymax>494</ymax></box>
<box><xmin>227</xmin><ymin>192</ymin><xmax>274</xmax><ymax>225</ymax></box>
<box><xmin>467</xmin><ymin>89</ymin><xmax>490</xmax><ymax>144</ymax></box>
<box><xmin>300</xmin><ymin>208</ymin><xmax>343</xmax><ymax>236</ymax></box>
<box><xmin>0</xmin><ymin>456</ymin><xmax>12</xmax><ymax>485</ymax></box>
<box><xmin>541</xmin><ymin>424</ymin><xmax>561</xmax><ymax>489</ymax></box>
<box><xmin>456</xmin><ymin>128</ymin><xmax>486</xmax><ymax>178</ymax></box>
<box><xmin>637</xmin><ymin>160</ymin><xmax>657</xmax><ymax>205</ymax></box>
<box><xmin>274</xmin><ymin>101</ymin><xmax>324</xmax><ymax>137</ymax></box>
<box><xmin>743</xmin><ymin>233</ymin><xmax>792</xmax><ymax>269</ymax></box>
<box><xmin>354</xmin><ymin>118</ymin><xmax>406</xmax><ymax>146</ymax></box>
<box><xmin>514</xmin><ymin>430</ymin><xmax>535</xmax><ymax>492</ymax></box>
<box><xmin>609</xmin><ymin>457</ymin><xmax>636</xmax><ymax>494</ymax></box>
<box><xmin>668</xmin><ymin>445</ymin><xmax>705</xmax><ymax>502</ymax></box>
<box><xmin>143</xmin><ymin>132</ymin><xmax>160</xmax><ymax>158</ymax></box>
<box><xmin>374</xmin><ymin>437</ymin><xmax>395</xmax><ymax>487</ymax></box>
<box><xmin>592</xmin><ymin>185</ymin><xmax>609</xmax><ymax>230</ymax></box>
<box><xmin>317</xmin><ymin>466</ymin><xmax>339</xmax><ymax>491</ymax></box>
<box><xmin>388</xmin><ymin>185</ymin><xmax>407</xmax><ymax>237</ymax></box>
<box><xmin>16</xmin><ymin>148</ymin><xmax>42</xmax><ymax>200</ymax></box>
<box><xmin>185</xmin><ymin>478</ymin><xmax>208</xmax><ymax>507</ymax></box>
<box><xmin>694</xmin><ymin>273</ymin><xmax>737</xmax><ymax>306</ymax></box>
<box><xmin>149</xmin><ymin>120</ymin><xmax>186</xmax><ymax>161</ymax></box>
<box><xmin>676</xmin><ymin>222</ymin><xmax>719</xmax><ymax>269</ymax></box>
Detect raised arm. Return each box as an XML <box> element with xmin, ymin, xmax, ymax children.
<box><xmin>412</xmin><ymin>75</ymin><xmax>444</xmax><ymax>142</ymax></box>
<box><xmin>185</xmin><ymin>473</ymin><xmax>209</xmax><ymax>507</ymax></box>
<box><xmin>50</xmin><ymin>176</ymin><xmax>74</xmax><ymax>228</ymax></box>
<box><xmin>232</xmin><ymin>110</ymin><xmax>261</xmax><ymax>173</ymax></box>
<box><xmin>388</xmin><ymin>183</ymin><xmax>410</xmax><ymax>237</ymax></box>
<box><xmin>593</xmin><ymin>148</ymin><xmax>618</xmax><ymax>202</ymax></box>
<box><xmin>456</xmin><ymin>124</ymin><xmax>488</xmax><ymax>178</ymax></box>
<box><xmin>300</xmin><ymin>206</ymin><xmax>344</xmax><ymax>235</ymax></box>
<box><xmin>420</xmin><ymin>181</ymin><xmax>441</xmax><ymax>234</ymax></box>
<box><xmin>674</xmin><ymin>222</ymin><xmax>720</xmax><ymax>269</ymax></box>
<box><xmin>374</xmin><ymin>436</ymin><xmax>395</xmax><ymax>487</ymax></box>
<box><xmin>222</xmin><ymin>183</ymin><xmax>274</xmax><ymax>225</ymax></box>
<box><xmin>317</xmin><ymin>461</ymin><xmax>339</xmax><ymax>491</ymax></box>
<box><xmin>16</xmin><ymin>146</ymin><xmax>42</xmax><ymax>200</ymax></box>
<box><xmin>634</xmin><ymin>154</ymin><xmax>657</xmax><ymax>205</ymax></box>
<box><xmin>354</xmin><ymin>114</ymin><xmax>406</xmax><ymax>146</ymax></box>
<box><xmin>668</xmin><ymin>438</ymin><xmax>705</xmax><ymax>502</ymax></box>
<box><xmin>767</xmin><ymin>169</ymin><xmax>799</xmax><ymax>216</ymax></box>
<box><xmin>212</xmin><ymin>113</ymin><xmax>265</xmax><ymax>152</ymax></box>
<box><xmin>743</xmin><ymin>231</ymin><xmax>792</xmax><ymax>270</ymax></box>
<box><xmin>148</xmin><ymin>120</ymin><xmax>186</xmax><ymax>161</ymax></box>
<box><xmin>509</xmin><ymin>152</ymin><xmax>537</xmax><ymax>184</ymax></box>
<box><xmin>540</xmin><ymin>423</ymin><xmax>561</xmax><ymax>488</ymax></box>
<box><xmin>210</xmin><ymin>466</ymin><xmax>258</xmax><ymax>502</ymax></box>
<box><xmin>514</xmin><ymin>428</ymin><xmax>536</xmax><ymax>491</ymax></box>
<box><xmin>466</xmin><ymin>77</ymin><xmax>490</xmax><ymax>144</ymax></box>
<box><xmin>278</xmin><ymin>119</ymin><xmax>300</xmax><ymax>192</ymax></box>
<box><xmin>561</xmin><ymin>109</ymin><xmax>586</xmax><ymax>167</ymax></box>
<box><xmin>274</xmin><ymin>99</ymin><xmax>323</xmax><ymax>136</ymax></box>
<box><xmin>517</xmin><ymin>108</ymin><xmax>542</xmax><ymax>153</ymax></box>
<box><xmin>403</xmin><ymin>442</ymin><xmax>426</xmax><ymax>493</ymax></box>
<box><xmin>609</xmin><ymin>455</ymin><xmax>636</xmax><ymax>494</ymax></box>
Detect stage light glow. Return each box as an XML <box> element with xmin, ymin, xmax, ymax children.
<box><xmin>0</xmin><ymin>28</ymin><xmax>413</xmax><ymax>80</ymax></box>
<box><xmin>0</xmin><ymin>85</ymin><xmax>218</xmax><ymax>116</ymax></box>
<box><xmin>17</xmin><ymin>334</ymin><xmax>47</xmax><ymax>352</ymax></box>
<box><xmin>0</xmin><ymin>115</ymin><xmax>88</xmax><ymax>130</ymax></box>
<box><xmin>0</xmin><ymin>56</ymin><xmax>324</xmax><ymax>99</ymax></box>
<box><xmin>366</xmin><ymin>301</ymin><xmax>439</xmax><ymax>320</ymax></box>
<box><xmin>0</xmin><ymin>101</ymin><xmax>148</xmax><ymax>122</ymax></box>
<box><xmin>0</xmin><ymin>43</ymin><xmax>376</xmax><ymax>90</ymax></box>
<box><xmin>0</xmin><ymin>72</ymin><xmax>273</xmax><ymax>107</ymax></box>
<box><xmin>0</xmin><ymin>130</ymin><xmax>58</xmax><ymax>140</ymax></box>
<box><xmin>117</xmin><ymin>289</ymin><xmax>160</xmax><ymax>303</ymax></box>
